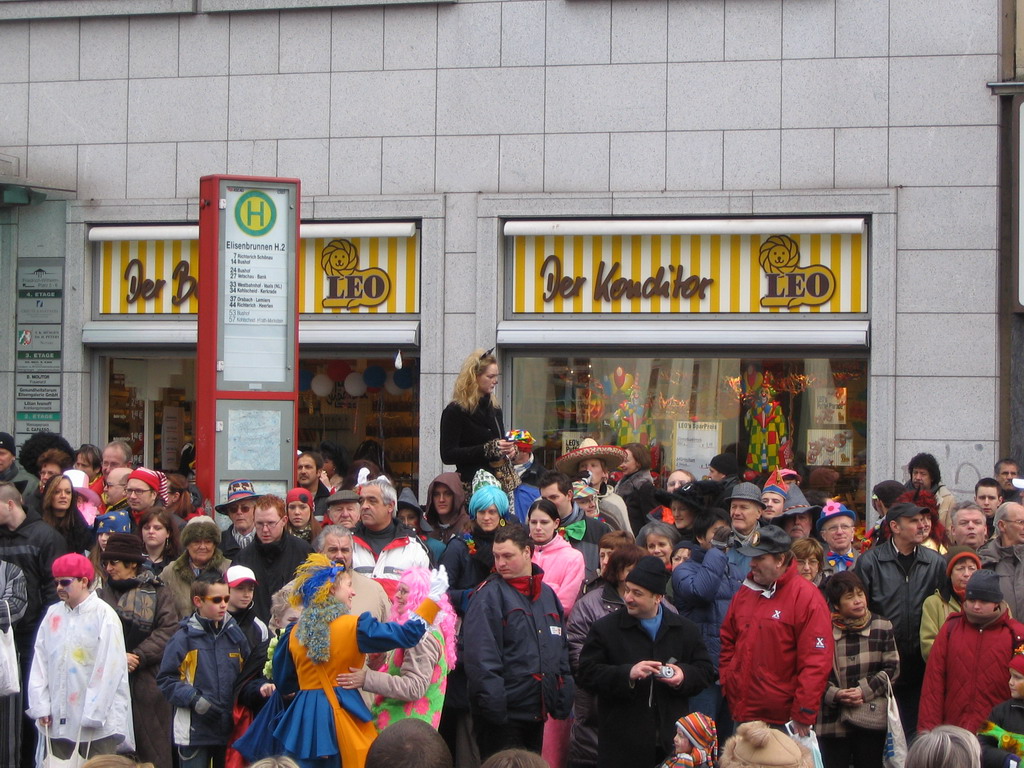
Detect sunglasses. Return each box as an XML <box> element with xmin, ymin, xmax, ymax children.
<box><xmin>201</xmin><ymin>595</ymin><xmax>229</xmax><ymax>604</ymax></box>
<box><xmin>54</xmin><ymin>578</ymin><xmax>76</xmax><ymax>588</ymax></box>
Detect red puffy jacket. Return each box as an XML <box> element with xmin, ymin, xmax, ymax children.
<box><xmin>919</xmin><ymin>608</ymin><xmax>1024</xmax><ymax>733</ymax></box>
<box><xmin>719</xmin><ymin>560</ymin><xmax>834</xmax><ymax>726</ymax></box>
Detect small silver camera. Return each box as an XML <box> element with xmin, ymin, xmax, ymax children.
<box><xmin>656</xmin><ymin>665</ymin><xmax>675</xmax><ymax>679</ymax></box>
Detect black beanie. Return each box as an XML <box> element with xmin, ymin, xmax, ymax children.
<box><xmin>710</xmin><ymin>453</ymin><xmax>739</xmax><ymax>477</ymax></box>
<box><xmin>624</xmin><ymin>555</ymin><xmax>669</xmax><ymax>595</ymax></box>
<box><xmin>965</xmin><ymin>570</ymin><xmax>1003</xmax><ymax>604</ymax></box>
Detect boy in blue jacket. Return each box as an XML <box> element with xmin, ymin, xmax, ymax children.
<box><xmin>158</xmin><ymin>572</ymin><xmax>250</xmax><ymax>768</ymax></box>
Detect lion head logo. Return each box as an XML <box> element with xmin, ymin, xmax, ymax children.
<box><xmin>758</xmin><ymin>235</ymin><xmax>801</xmax><ymax>274</ymax></box>
<box><xmin>321</xmin><ymin>239</ymin><xmax>360</xmax><ymax>276</ymax></box>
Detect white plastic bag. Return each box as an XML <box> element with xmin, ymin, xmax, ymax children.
<box><xmin>882</xmin><ymin>675</ymin><xmax>907</xmax><ymax>768</ymax></box>
<box><xmin>0</xmin><ymin>601</ymin><xmax>19</xmax><ymax>696</ymax></box>
<box><xmin>786</xmin><ymin>722</ymin><xmax>824</xmax><ymax>768</ymax></box>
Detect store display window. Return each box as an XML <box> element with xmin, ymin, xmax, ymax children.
<box><xmin>510</xmin><ymin>355</ymin><xmax>868</xmax><ymax>510</ymax></box>
<box><xmin>299</xmin><ymin>356</ymin><xmax>419</xmax><ymax>488</ymax></box>
<box><xmin>106</xmin><ymin>354</ymin><xmax>420</xmax><ymax>486</ymax></box>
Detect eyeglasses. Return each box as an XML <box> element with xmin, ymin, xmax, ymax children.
<box><xmin>125</xmin><ymin>487</ymin><xmax>154</xmax><ymax>496</ymax></box>
<box><xmin>1004</xmin><ymin>519</ymin><xmax>1024</xmax><ymax>526</ymax></box>
<box><xmin>823</xmin><ymin>524</ymin><xmax>855</xmax><ymax>533</ymax></box>
<box><xmin>201</xmin><ymin>595</ymin><xmax>229</xmax><ymax>604</ymax></box>
<box><xmin>54</xmin><ymin>578</ymin><xmax>76</xmax><ymax>588</ymax></box>
<box><xmin>103</xmin><ymin>559</ymin><xmax>125</xmax><ymax>567</ymax></box>
<box><xmin>104</xmin><ymin>482</ymin><xmax>125</xmax><ymax>489</ymax></box>
<box><xmin>255</xmin><ymin>519</ymin><xmax>283</xmax><ymax>529</ymax></box>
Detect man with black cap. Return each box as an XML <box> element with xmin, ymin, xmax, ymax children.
<box><xmin>578</xmin><ymin>555</ymin><xmax>714</xmax><ymax>768</ymax></box>
<box><xmin>718</xmin><ymin>525</ymin><xmax>833</xmax><ymax>737</ymax></box>
<box><xmin>919</xmin><ymin>569</ymin><xmax>1024</xmax><ymax>733</ymax></box>
<box><xmin>855</xmin><ymin>501</ymin><xmax>945</xmax><ymax>735</ymax></box>
<box><xmin>0</xmin><ymin>431</ymin><xmax>38</xmax><ymax>496</ymax></box>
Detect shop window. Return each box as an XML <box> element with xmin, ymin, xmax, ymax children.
<box><xmin>299</xmin><ymin>356</ymin><xmax>419</xmax><ymax>488</ymax></box>
<box><xmin>108</xmin><ymin>357</ymin><xmax>195</xmax><ymax>473</ymax></box>
<box><xmin>511</xmin><ymin>355</ymin><xmax>867</xmax><ymax>510</ymax></box>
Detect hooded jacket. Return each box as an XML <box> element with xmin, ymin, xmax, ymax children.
<box><xmin>424</xmin><ymin>472</ymin><xmax>469</xmax><ymax>544</ymax></box>
<box><xmin>919</xmin><ymin>607</ymin><xmax>1024</xmax><ymax>733</ymax></box>
<box><xmin>719</xmin><ymin>560</ymin><xmax>834</xmax><ymax>726</ymax></box>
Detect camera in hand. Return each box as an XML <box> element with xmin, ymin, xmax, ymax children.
<box><xmin>656</xmin><ymin>665</ymin><xmax>675</xmax><ymax>679</ymax></box>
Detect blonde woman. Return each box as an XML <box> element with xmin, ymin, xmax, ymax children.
<box><xmin>439</xmin><ymin>349</ymin><xmax>517</xmax><ymax>488</ymax></box>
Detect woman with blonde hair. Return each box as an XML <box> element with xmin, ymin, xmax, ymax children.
<box><xmin>439</xmin><ymin>348</ymin><xmax>517</xmax><ymax>489</ymax></box>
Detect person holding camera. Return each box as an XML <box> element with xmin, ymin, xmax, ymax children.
<box><xmin>578</xmin><ymin>555</ymin><xmax>714</xmax><ymax>768</ymax></box>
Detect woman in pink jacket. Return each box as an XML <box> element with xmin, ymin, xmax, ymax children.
<box><xmin>529</xmin><ymin>497</ymin><xmax>586</xmax><ymax>768</ymax></box>
<box><xmin>529</xmin><ymin>499</ymin><xmax>586</xmax><ymax>613</ymax></box>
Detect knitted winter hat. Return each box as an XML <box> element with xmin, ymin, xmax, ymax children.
<box><xmin>944</xmin><ymin>546</ymin><xmax>982</xmax><ymax>580</ymax></box>
<box><xmin>287</xmin><ymin>487</ymin><xmax>313</xmax><ymax>507</ymax></box>
<box><xmin>128</xmin><ymin>467</ymin><xmax>170</xmax><ymax>506</ymax></box>
<box><xmin>677</xmin><ymin>712</ymin><xmax>719</xmax><ymax>767</ymax></box>
<box><xmin>709</xmin><ymin>453</ymin><xmax>740</xmax><ymax>477</ymax></box>
<box><xmin>101</xmin><ymin>533</ymin><xmax>146</xmax><ymax>563</ymax></box>
<box><xmin>180</xmin><ymin>516</ymin><xmax>222</xmax><ymax>548</ymax></box>
<box><xmin>624</xmin><ymin>555</ymin><xmax>669</xmax><ymax>595</ymax></box>
<box><xmin>965</xmin><ymin>569</ymin><xmax>1003</xmax><ymax>604</ymax></box>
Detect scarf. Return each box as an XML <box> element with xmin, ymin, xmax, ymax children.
<box><xmin>506</xmin><ymin>573</ymin><xmax>544</xmax><ymax>601</ymax></box>
<box><xmin>831</xmin><ymin>610</ymin><xmax>872</xmax><ymax>633</ymax></box>
<box><xmin>296</xmin><ymin>599</ymin><xmax>349</xmax><ymax>663</ymax></box>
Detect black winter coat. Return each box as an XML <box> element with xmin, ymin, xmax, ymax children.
<box><xmin>980</xmin><ymin>699</ymin><xmax>1024</xmax><ymax>768</ymax></box>
<box><xmin>578</xmin><ymin>605</ymin><xmax>714</xmax><ymax>768</ymax></box>
<box><xmin>439</xmin><ymin>395</ymin><xmax>505</xmax><ymax>485</ymax></box>
<box><xmin>463</xmin><ymin>568</ymin><xmax>574</xmax><ymax>725</ymax></box>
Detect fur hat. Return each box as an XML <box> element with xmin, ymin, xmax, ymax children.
<box><xmin>721</xmin><ymin>721</ymin><xmax>811</xmax><ymax>768</ymax></box>
<box><xmin>101</xmin><ymin>533</ymin><xmax>146</xmax><ymax>564</ymax></box>
<box><xmin>180</xmin><ymin>516</ymin><xmax>221</xmax><ymax>548</ymax></box>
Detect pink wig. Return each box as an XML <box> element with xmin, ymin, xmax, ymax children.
<box><xmin>391</xmin><ymin>566</ymin><xmax>458</xmax><ymax>669</ymax></box>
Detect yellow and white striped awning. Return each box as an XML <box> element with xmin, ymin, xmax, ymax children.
<box><xmin>93</xmin><ymin>225</ymin><xmax>419</xmax><ymax>316</ymax></box>
<box><xmin>507</xmin><ymin>219</ymin><xmax>867</xmax><ymax>315</ymax></box>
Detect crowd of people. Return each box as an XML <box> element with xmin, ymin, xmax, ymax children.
<box><xmin>2</xmin><ymin>348</ymin><xmax>1024</xmax><ymax>768</ymax></box>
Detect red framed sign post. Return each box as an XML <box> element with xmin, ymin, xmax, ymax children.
<box><xmin>195</xmin><ymin>175</ymin><xmax>301</xmax><ymax>506</ymax></box>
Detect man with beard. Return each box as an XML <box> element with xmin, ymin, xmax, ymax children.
<box><xmin>296</xmin><ymin>451</ymin><xmax>331</xmax><ymax>519</ymax></box>
<box><xmin>231</xmin><ymin>494</ymin><xmax>311</xmax><ymax>622</ymax></box>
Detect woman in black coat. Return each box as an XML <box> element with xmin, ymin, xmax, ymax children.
<box><xmin>439</xmin><ymin>349</ymin><xmax>517</xmax><ymax>487</ymax></box>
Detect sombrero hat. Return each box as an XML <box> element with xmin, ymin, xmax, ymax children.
<box><xmin>555</xmin><ymin>438</ymin><xmax>628</xmax><ymax>476</ymax></box>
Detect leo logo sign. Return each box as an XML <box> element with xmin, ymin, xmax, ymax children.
<box><xmin>758</xmin><ymin>235</ymin><xmax>836</xmax><ymax>309</ymax></box>
<box><xmin>321</xmin><ymin>239</ymin><xmax>391</xmax><ymax>309</ymax></box>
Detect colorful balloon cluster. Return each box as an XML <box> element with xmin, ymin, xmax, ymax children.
<box><xmin>301</xmin><ymin>362</ymin><xmax>415</xmax><ymax>399</ymax></box>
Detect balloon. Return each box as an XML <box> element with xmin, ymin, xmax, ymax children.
<box><xmin>363</xmin><ymin>365</ymin><xmax>386</xmax><ymax>389</ymax></box>
<box><xmin>311</xmin><ymin>374</ymin><xmax>334</xmax><ymax>398</ymax></box>
<box><xmin>384</xmin><ymin>371</ymin><xmax>403</xmax><ymax>396</ymax></box>
<box><xmin>393</xmin><ymin>368</ymin><xmax>414</xmax><ymax>390</ymax></box>
<box><xmin>327</xmin><ymin>360</ymin><xmax>351</xmax><ymax>382</ymax></box>
<box><xmin>613</xmin><ymin>366</ymin><xmax>626</xmax><ymax>390</ymax></box>
<box><xmin>622</xmin><ymin>373</ymin><xmax>634</xmax><ymax>392</ymax></box>
<box><xmin>344</xmin><ymin>371</ymin><xmax>367</xmax><ymax>397</ymax></box>
<box><xmin>298</xmin><ymin>369</ymin><xmax>314</xmax><ymax>391</ymax></box>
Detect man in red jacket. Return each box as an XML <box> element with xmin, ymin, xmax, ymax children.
<box><xmin>718</xmin><ymin>524</ymin><xmax>833</xmax><ymax>736</ymax></box>
<box><xmin>919</xmin><ymin>569</ymin><xmax>1024</xmax><ymax>733</ymax></box>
